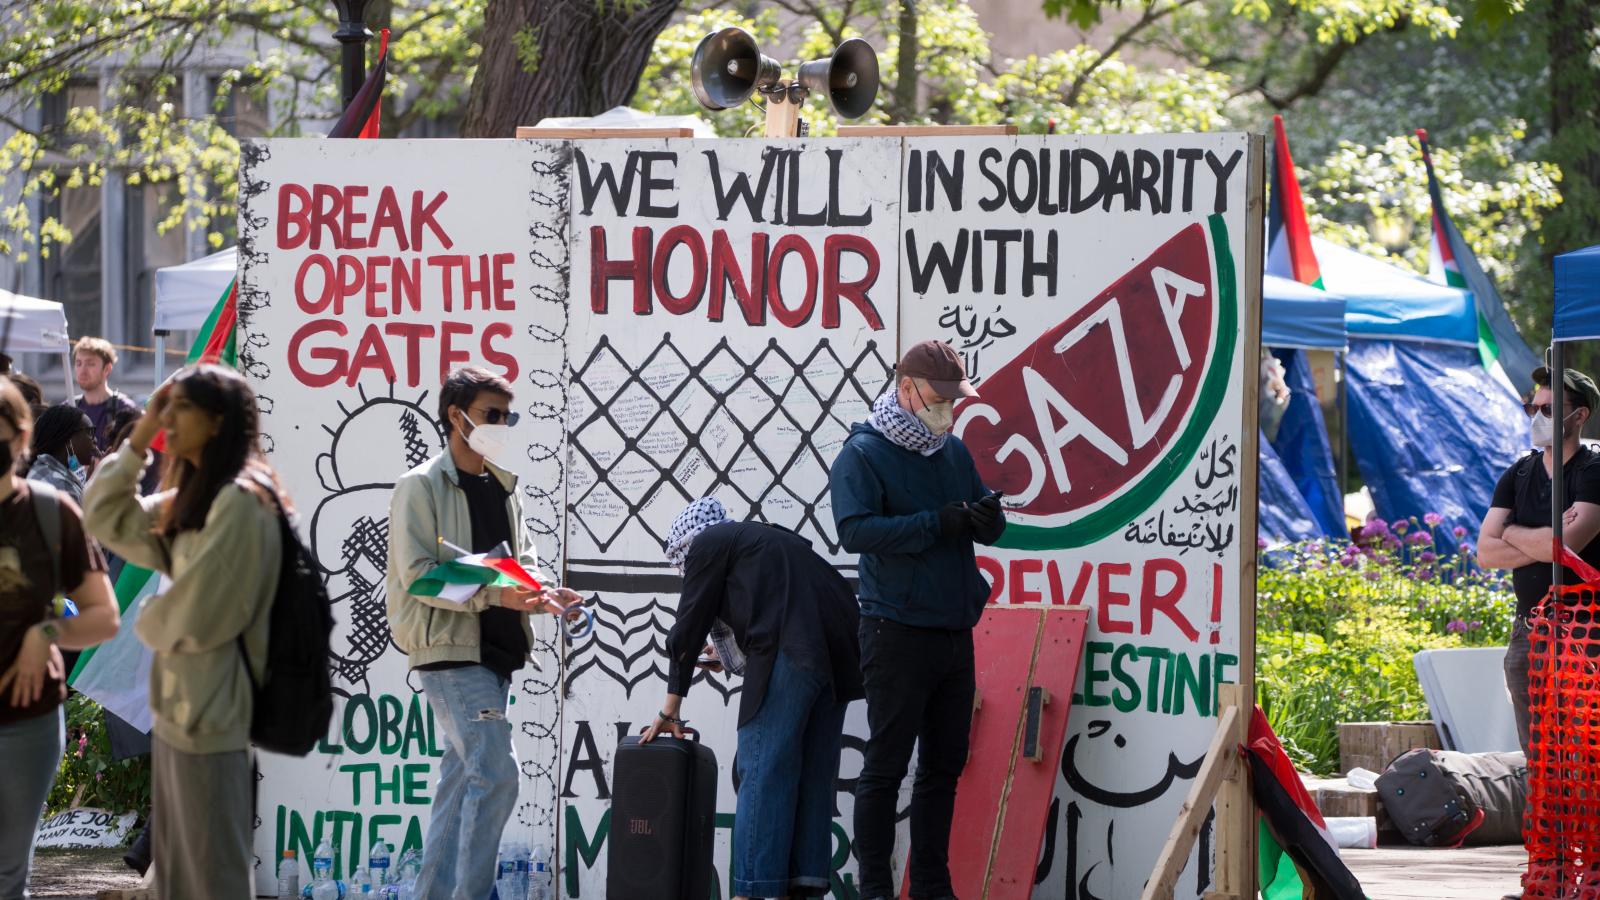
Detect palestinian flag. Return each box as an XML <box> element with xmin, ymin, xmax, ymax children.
<box><xmin>1249</xmin><ymin>706</ymin><xmax>1367</xmax><ymax>900</ymax></box>
<box><xmin>328</xmin><ymin>27</ymin><xmax>390</xmax><ymax>139</ymax></box>
<box><xmin>67</xmin><ymin>564</ymin><xmax>164</xmax><ymax>734</ymax></box>
<box><xmin>408</xmin><ymin>541</ymin><xmax>543</xmax><ymax>604</ymax></box>
<box><xmin>1267</xmin><ymin>115</ymin><xmax>1324</xmax><ymax>289</ymax></box>
<box><xmin>1417</xmin><ymin>128</ymin><xmax>1540</xmax><ymax>395</ymax></box>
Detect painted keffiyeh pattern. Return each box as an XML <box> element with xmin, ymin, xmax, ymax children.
<box><xmin>663</xmin><ymin>497</ymin><xmax>746</xmax><ymax>675</ymax></box>
<box><xmin>869</xmin><ymin>387</ymin><xmax>948</xmax><ymax>457</ymax></box>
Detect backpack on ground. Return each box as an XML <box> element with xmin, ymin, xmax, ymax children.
<box><xmin>1375</xmin><ymin>748</ymin><xmax>1528</xmax><ymax>846</ymax></box>
<box><xmin>236</xmin><ymin>479</ymin><xmax>335</xmax><ymax>756</ymax></box>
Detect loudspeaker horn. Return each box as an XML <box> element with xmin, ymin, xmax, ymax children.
<box><xmin>690</xmin><ymin>27</ymin><xmax>781</xmax><ymax>111</ymax></box>
<box><xmin>795</xmin><ymin>37</ymin><xmax>880</xmax><ymax>119</ymax></box>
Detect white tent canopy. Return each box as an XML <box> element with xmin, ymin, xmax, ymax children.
<box><xmin>534</xmin><ymin>105</ymin><xmax>716</xmax><ymax>136</ymax></box>
<box><xmin>0</xmin><ymin>289</ymin><xmax>70</xmax><ymax>353</ymax></box>
<box><xmin>154</xmin><ymin>246</ymin><xmax>236</xmax><ymax>332</ymax></box>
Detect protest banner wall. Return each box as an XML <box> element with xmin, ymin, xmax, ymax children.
<box><xmin>237</xmin><ymin>133</ymin><xmax>1260</xmax><ymax>898</ymax></box>
<box><xmin>899</xmin><ymin>133</ymin><xmax>1259</xmax><ymax>897</ymax></box>
<box><xmin>238</xmin><ymin>138</ymin><xmax>573</xmax><ymax>893</ymax></box>
<box><xmin>559</xmin><ymin>137</ymin><xmax>901</xmax><ymax>897</ymax></box>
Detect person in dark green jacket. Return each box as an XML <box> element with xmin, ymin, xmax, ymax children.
<box><xmin>829</xmin><ymin>339</ymin><xmax>1004</xmax><ymax>900</ymax></box>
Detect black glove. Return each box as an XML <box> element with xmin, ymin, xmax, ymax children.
<box><xmin>969</xmin><ymin>494</ymin><xmax>1005</xmax><ymax>543</ymax></box>
<box><xmin>938</xmin><ymin>502</ymin><xmax>972</xmax><ymax>539</ymax></box>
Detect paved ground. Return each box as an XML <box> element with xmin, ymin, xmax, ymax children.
<box><xmin>28</xmin><ymin>847</ymin><xmax>141</xmax><ymax>899</ymax></box>
<box><xmin>33</xmin><ymin>841</ymin><xmax>1528</xmax><ymax>899</ymax></box>
<box><xmin>1343</xmin><ymin>842</ymin><xmax>1526</xmax><ymax>899</ymax></box>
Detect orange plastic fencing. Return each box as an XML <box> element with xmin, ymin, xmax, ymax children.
<box><xmin>1523</xmin><ymin>586</ymin><xmax>1600</xmax><ymax>899</ymax></box>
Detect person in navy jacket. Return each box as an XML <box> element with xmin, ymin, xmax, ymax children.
<box><xmin>830</xmin><ymin>340</ymin><xmax>1005</xmax><ymax>900</ymax></box>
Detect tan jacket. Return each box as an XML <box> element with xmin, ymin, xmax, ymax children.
<box><xmin>82</xmin><ymin>444</ymin><xmax>281</xmax><ymax>754</ymax></box>
<box><xmin>385</xmin><ymin>451</ymin><xmax>542</xmax><ymax>668</ymax></box>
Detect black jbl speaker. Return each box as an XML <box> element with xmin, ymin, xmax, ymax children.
<box><xmin>608</xmin><ymin>731</ymin><xmax>718</xmax><ymax>899</ymax></box>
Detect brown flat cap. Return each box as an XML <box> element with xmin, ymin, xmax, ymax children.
<box><xmin>897</xmin><ymin>340</ymin><xmax>978</xmax><ymax>398</ymax></box>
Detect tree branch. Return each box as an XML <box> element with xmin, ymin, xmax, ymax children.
<box><xmin>1062</xmin><ymin>0</ymin><xmax>1199</xmax><ymax>106</ymax></box>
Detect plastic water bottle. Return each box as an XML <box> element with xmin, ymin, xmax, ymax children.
<box><xmin>351</xmin><ymin>866</ymin><xmax>371</xmax><ymax>895</ymax></box>
<box><xmin>519</xmin><ymin>842</ymin><xmax>534</xmax><ymax>900</ymax></box>
<box><xmin>310</xmin><ymin>838</ymin><xmax>339</xmax><ymax>900</ymax></box>
<box><xmin>495</xmin><ymin>842</ymin><xmax>518</xmax><ymax>900</ymax></box>
<box><xmin>369</xmin><ymin>840</ymin><xmax>391</xmax><ymax>886</ymax></box>
<box><xmin>277</xmin><ymin>849</ymin><xmax>300</xmax><ymax>900</ymax></box>
<box><xmin>529</xmin><ymin>843</ymin><xmax>552</xmax><ymax>900</ymax></box>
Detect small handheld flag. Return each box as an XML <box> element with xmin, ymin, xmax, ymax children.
<box><xmin>406</xmin><ymin>539</ymin><xmax>542</xmax><ymax>604</ymax></box>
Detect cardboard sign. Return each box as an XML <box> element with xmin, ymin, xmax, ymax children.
<box><xmin>35</xmin><ymin>808</ymin><xmax>138</xmax><ymax>849</ymax></box>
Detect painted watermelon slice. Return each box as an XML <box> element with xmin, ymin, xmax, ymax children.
<box><xmin>954</xmin><ymin>214</ymin><xmax>1238</xmax><ymax>551</ymax></box>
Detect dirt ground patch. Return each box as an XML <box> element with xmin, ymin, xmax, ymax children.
<box><xmin>27</xmin><ymin>847</ymin><xmax>142</xmax><ymax>900</ymax></box>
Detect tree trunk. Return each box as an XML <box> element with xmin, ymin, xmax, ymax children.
<box><xmin>890</xmin><ymin>0</ymin><xmax>919</xmax><ymax>122</ymax></box>
<box><xmin>1547</xmin><ymin>0</ymin><xmax>1600</xmax><ymax>246</ymax></box>
<box><xmin>461</xmin><ymin>0</ymin><xmax>679</xmax><ymax>138</ymax></box>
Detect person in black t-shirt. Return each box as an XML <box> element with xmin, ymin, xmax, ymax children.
<box><xmin>1479</xmin><ymin>365</ymin><xmax>1600</xmax><ymax>754</ymax></box>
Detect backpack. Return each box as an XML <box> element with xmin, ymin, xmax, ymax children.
<box><xmin>1375</xmin><ymin>748</ymin><xmax>1528</xmax><ymax>846</ymax></box>
<box><xmin>26</xmin><ymin>479</ymin><xmax>62</xmax><ymax>599</ymax></box>
<box><xmin>236</xmin><ymin>478</ymin><xmax>335</xmax><ymax>756</ymax></box>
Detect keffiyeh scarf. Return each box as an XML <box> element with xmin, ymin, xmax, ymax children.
<box><xmin>869</xmin><ymin>387</ymin><xmax>949</xmax><ymax>456</ymax></box>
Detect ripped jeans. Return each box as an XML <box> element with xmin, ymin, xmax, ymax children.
<box><xmin>414</xmin><ymin>666</ymin><xmax>520</xmax><ymax>900</ymax></box>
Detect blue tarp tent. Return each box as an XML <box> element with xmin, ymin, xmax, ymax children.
<box><xmin>1316</xmin><ymin>238</ymin><xmax>1526</xmax><ymax>546</ymax></box>
<box><xmin>1259</xmin><ymin>428</ymin><xmax>1324</xmax><ymax>545</ymax></box>
<box><xmin>1554</xmin><ymin>244</ymin><xmax>1600</xmax><ymax>341</ymax></box>
<box><xmin>1261</xmin><ymin>274</ymin><xmax>1349</xmax><ymax>540</ymax></box>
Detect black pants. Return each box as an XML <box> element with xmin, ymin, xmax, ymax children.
<box><xmin>853</xmin><ymin>616</ymin><xmax>975</xmax><ymax>900</ymax></box>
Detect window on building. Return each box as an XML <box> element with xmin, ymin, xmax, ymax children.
<box><xmin>211</xmin><ymin>76</ymin><xmax>270</xmax><ymax>138</ymax></box>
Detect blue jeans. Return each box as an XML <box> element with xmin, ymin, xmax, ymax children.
<box><xmin>0</xmin><ymin>708</ymin><xmax>64</xmax><ymax>900</ymax></box>
<box><xmin>414</xmin><ymin>666</ymin><xmax>519</xmax><ymax>900</ymax></box>
<box><xmin>733</xmin><ymin>653</ymin><xmax>847</xmax><ymax>899</ymax></box>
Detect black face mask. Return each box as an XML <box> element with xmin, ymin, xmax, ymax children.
<box><xmin>0</xmin><ymin>440</ymin><xmax>11</xmax><ymax>476</ymax></box>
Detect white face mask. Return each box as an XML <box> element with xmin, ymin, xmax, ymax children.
<box><xmin>1532</xmin><ymin>409</ymin><xmax>1582</xmax><ymax>447</ymax></box>
<box><xmin>1532</xmin><ymin>412</ymin><xmax>1555</xmax><ymax>447</ymax></box>
<box><xmin>461</xmin><ymin>412</ymin><xmax>511</xmax><ymax>462</ymax></box>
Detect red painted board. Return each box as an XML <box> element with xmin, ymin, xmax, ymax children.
<box><xmin>897</xmin><ymin>606</ymin><xmax>1088</xmax><ymax>900</ymax></box>
<box><xmin>985</xmin><ymin>606</ymin><xmax>1088</xmax><ymax>897</ymax></box>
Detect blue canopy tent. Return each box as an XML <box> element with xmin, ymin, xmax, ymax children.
<box><xmin>1553</xmin><ymin>244</ymin><xmax>1600</xmax><ymax>341</ymax></box>
<box><xmin>1549</xmin><ymin>243</ymin><xmax>1600</xmax><ymax>580</ymax></box>
<box><xmin>1317</xmin><ymin>238</ymin><xmax>1527</xmax><ymax>547</ymax></box>
<box><xmin>1261</xmin><ymin>274</ymin><xmax>1349</xmax><ymax>541</ymax></box>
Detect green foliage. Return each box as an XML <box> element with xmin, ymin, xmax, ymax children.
<box><xmin>1257</xmin><ymin>521</ymin><xmax>1515</xmax><ymax>774</ymax></box>
<box><xmin>0</xmin><ymin>0</ymin><xmax>487</xmax><ymax>258</ymax></box>
<box><xmin>46</xmin><ymin>694</ymin><xmax>152</xmax><ymax>823</ymax></box>
<box><xmin>1302</xmin><ymin>127</ymin><xmax>1561</xmax><ymax>333</ymax></box>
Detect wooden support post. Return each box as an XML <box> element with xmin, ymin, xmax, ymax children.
<box><xmin>1139</xmin><ymin>704</ymin><xmax>1241</xmax><ymax>900</ymax></box>
<box><xmin>1207</xmin><ymin>683</ymin><xmax>1254</xmax><ymax>900</ymax></box>
<box><xmin>763</xmin><ymin>92</ymin><xmax>801</xmax><ymax>138</ymax></box>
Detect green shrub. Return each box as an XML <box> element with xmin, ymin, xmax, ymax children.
<box><xmin>1256</xmin><ymin>516</ymin><xmax>1515</xmax><ymax>774</ymax></box>
<box><xmin>46</xmin><ymin>694</ymin><xmax>151</xmax><ymax>821</ymax></box>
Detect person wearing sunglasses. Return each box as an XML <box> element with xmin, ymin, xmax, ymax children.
<box><xmin>384</xmin><ymin>366</ymin><xmax>580</xmax><ymax>899</ymax></box>
<box><xmin>1479</xmin><ymin>365</ymin><xmax>1600</xmax><ymax>761</ymax></box>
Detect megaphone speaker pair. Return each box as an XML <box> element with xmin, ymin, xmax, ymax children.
<box><xmin>690</xmin><ymin>28</ymin><xmax>880</xmax><ymax>119</ymax></box>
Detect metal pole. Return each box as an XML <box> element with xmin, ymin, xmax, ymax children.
<box><xmin>1338</xmin><ymin>351</ymin><xmax>1349</xmax><ymax>500</ymax></box>
<box><xmin>1554</xmin><ymin>340</ymin><xmax>1566</xmax><ymax>591</ymax></box>
<box><xmin>332</xmin><ymin>0</ymin><xmax>372</xmax><ymax>110</ymax></box>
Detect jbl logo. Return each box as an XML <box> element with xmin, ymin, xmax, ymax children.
<box><xmin>629</xmin><ymin>818</ymin><xmax>653</xmax><ymax>835</ymax></box>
